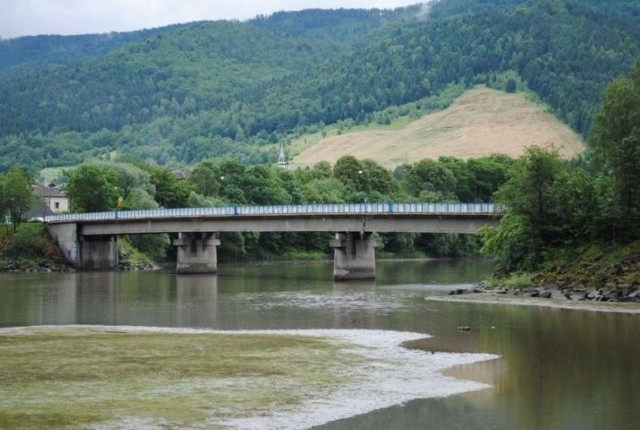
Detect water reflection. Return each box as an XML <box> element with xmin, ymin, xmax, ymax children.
<box><xmin>332</xmin><ymin>280</ymin><xmax>378</xmax><ymax>328</ymax></box>
<box><xmin>479</xmin><ymin>305</ymin><xmax>640</xmax><ymax>430</ymax></box>
<box><xmin>176</xmin><ymin>274</ymin><xmax>218</xmax><ymax>327</ymax></box>
<box><xmin>313</xmin><ymin>392</ymin><xmax>513</xmax><ymax>430</ymax></box>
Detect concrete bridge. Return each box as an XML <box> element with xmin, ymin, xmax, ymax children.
<box><xmin>45</xmin><ymin>202</ymin><xmax>502</xmax><ymax>280</ymax></box>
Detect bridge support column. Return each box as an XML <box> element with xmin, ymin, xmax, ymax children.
<box><xmin>330</xmin><ymin>232</ymin><xmax>377</xmax><ymax>280</ymax></box>
<box><xmin>79</xmin><ymin>235</ymin><xmax>118</xmax><ymax>270</ymax></box>
<box><xmin>173</xmin><ymin>232</ymin><xmax>220</xmax><ymax>274</ymax></box>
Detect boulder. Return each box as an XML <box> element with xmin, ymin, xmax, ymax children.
<box><xmin>539</xmin><ymin>290</ymin><xmax>552</xmax><ymax>299</ymax></box>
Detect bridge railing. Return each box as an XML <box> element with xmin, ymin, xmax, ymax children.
<box><xmin>44</xmin><ymin>203</ymin><xmax>503</xmax><ymax>223</ymax></box>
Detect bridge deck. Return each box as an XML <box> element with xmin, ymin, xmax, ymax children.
<box><xmin>46</xmin><ymin>203</ymin><xmax>502</xmax><ymax>235</ymax></box>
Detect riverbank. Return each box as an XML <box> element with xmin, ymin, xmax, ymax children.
<box><xmin>0</xmin><ymin>223</ymin><xmax>160</xmax><ymax>273</ymax></box>
<box><xmin>0</xmin><ymin>223</ymin><xmax>72</xmax><ymax>272</ymax></box>
<box><xmin>424</xmin><ymin>287</ymin><xmax>640</xmax><ymax>314</ymax></box>
<box><xmin>439</xmin><ymin>241</ymin><xmax>640</xmax><ymax>314</ymax></box>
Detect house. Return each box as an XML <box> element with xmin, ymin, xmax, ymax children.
<box><xmin>33</xmin><ymin>183</ymin><xmax>69</xmax><ymax>214</ymax></box>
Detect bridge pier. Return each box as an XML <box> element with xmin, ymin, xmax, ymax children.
<box><xmin>330</xmin><ymin>232</ymin><xmax>377</xmax><ymax>280</ymax></box>
<box><xmin>173</xmin><ymin>232</ymin><xmax>220</xmax><ymax>274</ymax></box>
<box><xmin>79</xmin><ymin>235</ymin><xmax>119</xmax><ymax>270</ymax></box>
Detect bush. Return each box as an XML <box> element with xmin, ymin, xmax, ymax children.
<box><xmin>0</xmin><ymin>223</ymin><xmax>66</xmax><ymax>266</ymax></box>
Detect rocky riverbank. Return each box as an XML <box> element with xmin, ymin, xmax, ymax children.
<box><xmin>427</xmin><ymin>283</ymin><xmax>640</xmax><ymax>314</ymax></box>
<box><xmin>430</xmin><ymin>243</ymin><xmax>640</xmax><ymax>313</ymax></box>
<box><xmin>0</xmin><ymin>260</ymin><xmax>158</xmax><ymax>273</ymax></box>
<box><xmin>118</xmin><ymin>261</ymin><xmax>159</xmax><ymax>271</ymax></box>
<box><xmin>458</xmin><ymin>281</ymin><xmax>640</xmax><ymax>303</ymax></box>
<box><xmin>0</xmin><ymin>261</ymin><xmax>76</xmax><ymax>273</ymax></box>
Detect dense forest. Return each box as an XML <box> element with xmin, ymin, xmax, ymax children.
<box><xmin>0</xmin><ymin>0</ymin><xmax>638</xmax><ymax>171</ymax></box>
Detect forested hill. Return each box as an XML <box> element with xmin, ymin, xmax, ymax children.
<box><xmin>0</xmin><ymin>26</ymin><xmax>192</xmax><ymax>76</ymax></box>
<box><xmin>0</xmin><ymin>0</ymin><xmax>638</xmax><ymax>172</ymax></box>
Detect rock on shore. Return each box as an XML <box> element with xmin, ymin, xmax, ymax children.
<box><xmin>451</xmin><ymin>282</ymin><xmax>640</xmax><ymax>303</ymax></box>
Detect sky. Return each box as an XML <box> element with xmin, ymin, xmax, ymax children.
<box><xmin>1</xmin><ymin>0</ymin><xmax>423</xmax><ymax>39</ymax></box>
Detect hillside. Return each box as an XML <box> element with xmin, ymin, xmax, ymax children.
<box><xmin>0</xmin><ymin>0</ymin><xmax>638</xmax><ymax>171</ymax></box>
<box><xmin>0</xmin><ymin>26</ymin><xmax>187</xmax><ymax>76</ymax></box>
<box><xmin>292</xmin><ymin>86</ymin><xmax>585</xmax><ymax>167</ymax></box>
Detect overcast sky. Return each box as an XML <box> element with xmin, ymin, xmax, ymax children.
<box><xmin>1</xmin><ymin>0</ymin><xmax>423</xmax><ymax>39</ymax></box>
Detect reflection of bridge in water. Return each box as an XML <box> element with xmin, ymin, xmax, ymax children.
<box><xmin>12</xmin><ymin>271</ymin><xmax>379</xmax><ymax>328</ymax></box>
<box><xmin>46</xmin><ymin>203</ymin><xmax>501</xmax><ymax>280</ymax></box>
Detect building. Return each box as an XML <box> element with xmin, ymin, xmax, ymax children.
<box><xmin>277</xmin><ymin>142</ymin><xmax>288</xmax><ymax>168</ymax></box>
<box><xmin>34</xmin><ymin>184</ymin><xmax>69</xmax><ymax>214</ymax></box>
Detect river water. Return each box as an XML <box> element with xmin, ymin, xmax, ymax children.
<box><xmin>1</xmin><ymin>259</ymin><xmax>639</xmax><ymax>429</ymax></box>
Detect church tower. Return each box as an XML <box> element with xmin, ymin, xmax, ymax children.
<box><xmin>277</xmin><ymin>142</ymin><xmax>288</xmax><ymax>167</ymax></box>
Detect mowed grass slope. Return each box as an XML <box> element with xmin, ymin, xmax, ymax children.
<box><xmin>292</xmin><ymin>86</ymin><xmax>586</xmax><ymax>168</ymax></box>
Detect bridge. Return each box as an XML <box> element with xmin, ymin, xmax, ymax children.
<box><xmin>45</xmin><ymin>202</ymin><xmax>502</xmax><ymax>280</ymax></box>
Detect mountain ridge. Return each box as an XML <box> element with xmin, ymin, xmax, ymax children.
<box><xmin>0</xmin><ymin>0</ymin><xmax>637</xmax><ymax>171</ymax></box>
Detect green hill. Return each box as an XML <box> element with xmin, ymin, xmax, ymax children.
<box><xmin>0</xmin><ymin>0</ymin><xmax>638</xmax><ymax>171</ymax></box>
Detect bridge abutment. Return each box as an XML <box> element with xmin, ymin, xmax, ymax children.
<box><xmin>47</xmin><ymin>223</ymin><xmax>80</xmax><ymax>266</ymax></box>
<box><xmin>173</xmin><ymin>232</ymin><xmax>220</xmax><ymax>274</ymax></box>
<box><xmin>330</xmin><ymin>232</ymin><xmax>377</xmax><ymax>280</ymax></box>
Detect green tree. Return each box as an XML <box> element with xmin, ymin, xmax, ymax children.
<box><xmin>303</xmin><ymin>178</ymin><xmax>347</xmax><ymax>203</ymax></box>
<box><xmin>402</xmin><ymin>159</ymin><xmax>456</xmax><ymax>201</ymax></box>
<box><xmin>589</xmin><ymin>60</ymin><xmax>640</xmax><ymax>240</ymax></box>
<box><xmin>3</xmin><ymin>166</ymin><xmax>35</xmax><ymax>231</ymax></box>
<box><xmin>333</xmin><ymin>155</ymin><xmax>363</xmax><ymax>194</ymax></box>
<box><xmin>482</xmin><ymin>146</ymin><xmax>565</xmax><ymax>271</ymax></box>
<box><xmin>64</xmin><ymin>165</ymin><xmax>120</xmax><ymax>212</ymax></box>
<box><xmin>189</xmin><ymin>161</ymin><xmax>224</xmax><ymax>198</ymax></box>
<box><xmin>241</xmin><ymin>165</ymin><xmax>290</xmax><ymax>205</ymax></box>
<box><xmin>466</xmin><ymin>155</ymin><xmax>514</xmax><ymax>202</ymax></box>
<box><xmin>359</xmin><ymin>159</ymin><xmax>397</xmax><ymax>197</ymax></box>
<box><xmin>0</xmin><ymin>174</ymin><xmax>7</xmax><ymax>227</ymax></box>
<box><xmin>142</xmin><ymin>164</ymin><xmax>193</xmax><ymax>208</ymax></box>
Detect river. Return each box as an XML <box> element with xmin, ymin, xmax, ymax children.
<box><xmin>1</xmin><ymin>259</ymin><xmax>639</xmax><ymax>429</ymax></box>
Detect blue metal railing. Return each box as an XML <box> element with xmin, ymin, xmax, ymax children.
<box><xmin>44</xmin><ymin>203</ymin><xmax>502</xmax><ymax>223</ymax></box>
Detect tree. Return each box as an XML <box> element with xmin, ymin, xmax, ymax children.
<box><xmin>142</xmin><ymin>164</ymin><xmax>193</xmax><ymax>208</ymax></box>
<box><xmin>333</xmin><ymin>155</ymin><xmax>363</xmax><ymax>194</ymax></box>
<box><xmin>3</xmin><ymin>166</ymin><xmax>35</xmax><ymax>231</ymax></box>
<box><xmin>402</xmin><ymin>159</ymin><xmax>456</xmax><ymax>200</ymax></box>
<box><xmin>64</xmin><ymin>165</ymin><xmax>120</xmax><ymax>212</ymax></box>
<box><xmin>302</xmin><ymin>178</ymin><xmax>346</xmax><ymax>203</ymax></box>
<box><xmin>241</xmin><ymin>165</ymin><xmax>290</xmax><ymax>205</ymax></box>
<box><xmin>189</xmin><ymin>161</ymin><xmax>224</xmax><ymax>198</ymax></box>
<box><xmin>0</xmin><ymin>174</ymin><xmax>7</xmax><ymax>227</ymax></box>
<box><xmin>359</xmin><ymin>159</ymin><xmax>397</xmax><ymax>197</ymax></box>
<box><xmin>465</xmin><ymin>155</ymin><xmax>513</xmax><ymax>202</ymax></box>
<box><xmin>589</xmin><ymin>60</ymin><xmax>640</xmax><ymax>240</ymax></box>
<box><xmin>483</xmin><ymin>146</ymin><xmax>565</xmax><ymax>271</ymax></box>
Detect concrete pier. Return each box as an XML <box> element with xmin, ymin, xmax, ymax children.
<box><xmin>173</xmin><ymin>232</ymin><xmax>220</xmax><ymax>274</ymax></box>
<box><xmin>330</xmin><ymin>232</ymin><xmax>377</xmax><ymax>280</ymax></box>
<box><xmin>79</xmin><ymin>235</ymin><xmax>118</xmax><ymax>270</ymax></box>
